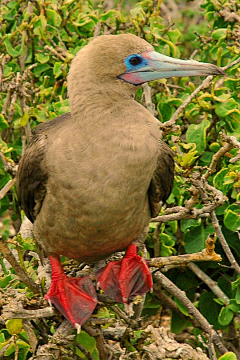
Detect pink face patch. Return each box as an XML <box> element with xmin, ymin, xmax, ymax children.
<box><xmin>118</xmin><ymin>72</ymin><xmax>144</xmax><ymax>85</ymax></box>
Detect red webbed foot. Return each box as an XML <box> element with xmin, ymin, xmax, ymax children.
<box><xmin>44</xmin><ymin>254</ymin><xmax>98</xmax><ymax>329</ymax></box>
<box><xmin>95</xmin><ymin>244</ymin><xmax>153</xmax><ymax>304</ymax></box>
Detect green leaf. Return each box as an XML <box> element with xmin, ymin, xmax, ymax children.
<box><xmin>4</xmin><ymin>36</ymin><xmax>21</xmax><ymax>57</ymax></box>
<box><xmin>181</xmin><ymin>219</ymin><xmax>201</xmax><ymax>233</ymax></box>
<box><xmin>76</xmin><ymin>331</ymin><xmax>98</xmax><ymax>356</ymax></box>
<box><xmin>6</xmin><ymin>319</ymin><xmax>23</xmax><ymax>335</ymax></box>
<box><xmin>224</xmin><ymin>209</ymin><xmax>240</xmax><ymax>232</ymax></box>
<box><xmin>4</xmin><ymin>343</ymin><xmax>15</xmax><ymax>357</ymax></box>
<box><xmin>218</xmin><ymin>352</ymin><xmax>237</xmax><ymax>360</ymax></box>
<box><xmin>75</xmin><ymin>19</ymin><xmax>96</xmax><ymax>32</ymax></box>
<box><xmin>218</xmin><ymin>306</ymin><xmax>234</xmax><ymax>326</ymax></box>
<box><xmin>167</xmin><ymin>28</ymin><xmax>182</xmax><ymax>43</ymax></box>
<box><xmin>159</xmin><ymin>233</ymin><xmax>175</xmax><ymax>256</ymax></box>
<box><xmin>0</xmin><ymin>114</ymin><xmax>9</xmax><ymax>131</ymax></box>
<box><xmin>199</xmin><ymin>292</ymin><xmax>222</xmax><ymax>329</ymax></box>
<box><xmin>33</xmin><ymin>64</ymin><xmax>51</xmax><ymax>77</ymax></box>
<box><xmin>174</xmin><ymin>298</ymin><xmax>189</xmax><ymax>316</ymax></box>
<box><xmin>19</xmin><ymin>111</ymin><xmax>29</xmax><ymax>127</ymax></box>
<box><xmin>33</xmin><ymin>14</ymin><xmax>47</xmax><ymax>36</ymax></box>
<box><xmin>213</xmin><ymin>168</ymin><xmax>232</xmax><ymax>195</ymax></box>
<box><xmin>100</xmin><ymin>10</ymin><xmax>121</xmax><ymax>22</ymax></box>
<box><xmin>212</xmin><ymin>28</ymin><xmax>227</xmax><ymax>40</ymax></box>
<box><xmin>171</xmin><ymin>310</ymin><xmax>191</xmax><ymax>334</ymax></box>
<box><xmin>186</xmin><ymin>119</ymin><xmax>210</xmax><ymax>153</ymax></box>
<box><xmin>236</xmin><ymin>286</ymin><xmax>240</xmax><ymax>305</ymax></box>
<box><xmin>0</xmin><ymin>274</ymin><xmax>14</xmax><ymax>288</ymax></box>
<box><xmin>228</xmin><ymin>299</ymin><xmax>240</xmax><ymax>312</ymax></box>
<box><xmin>46</xmin><ymin>9</ymin><xmax>62</xmax><ymax>27</ymax></box>
<box><xmin>184</xmin><ymin>223</ymin><xmax>214</xmax><ymax>253</ymax></box>
<box><xmin>53</xmin><ymin>62</ymin><xmax>63</xmax><ymax>78</ymax></box>
<box><xmin>215</xmin><ymin>98</ymin><xmax>239</xmax><ymax>118</ymax></box>
<box><xmin>209</xmin><ymin>142</ymin><xmax>221</xmax><ymax>152</ymax></box>
<box><xmin>35</xmin><ymin>53</ymin><xmax>50</xmax><ymax>64</ymax></box>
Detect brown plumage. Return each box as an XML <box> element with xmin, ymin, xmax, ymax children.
<box><xmin>17</xmin><ymin>34</ymin><xmax>174</xmax><ymax>262</ymax></box>
<box><xmin>16</xmin><ymin>34</ymin><xmax>222</xmax><ymax>328</ymax></box>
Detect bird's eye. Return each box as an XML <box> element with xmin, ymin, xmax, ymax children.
<box><xmin>129</xmin><ymin>56</ymin><xmax>142</xmax><ymax>66</ymax></box>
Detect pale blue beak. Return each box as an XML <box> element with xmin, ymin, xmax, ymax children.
<box><xmin>119</xmin><ymin>50</ymin><xmax>224</xmax><ymax>85</ymax></box>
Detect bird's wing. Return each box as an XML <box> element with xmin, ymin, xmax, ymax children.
<box><xmin>16</xmin><ymin>113</ymin><xmax>71</xmax><ymax>223</ymax></box>
<box><xmin>148</xmin><ymin>141</ymin><xmax>175</xmax><ymax>218</ymax></box>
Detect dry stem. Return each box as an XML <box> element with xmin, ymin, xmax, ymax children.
<box><xmin>0</xmin><ymin>236</ymin><xmax>40</xmax><ymax>294</ymax></box>
<box><xmin>153</xmin><ymin>271</ymin><xmax>228</xmax><ymax>355</ymax></box>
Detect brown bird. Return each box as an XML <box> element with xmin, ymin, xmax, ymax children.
<box><xmin>16</xmin><ymin>33</ymin><xmax>223</xmax><ymax>330</ymax></box>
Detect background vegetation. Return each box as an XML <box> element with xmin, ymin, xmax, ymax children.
<box><xmin>0</xmin><ymin>0</ymin><xmax>240</xmax><ymax>359</ymax></box>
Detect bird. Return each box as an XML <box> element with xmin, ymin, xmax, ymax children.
<box><xmin>16</xmin><ymin>33</ymin><xmax>223</xmax><ymax>330</ymax></box>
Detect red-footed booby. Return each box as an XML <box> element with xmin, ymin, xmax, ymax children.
<box><xmin>16</xmin><ymin>33</ymin><xmax>223</xmax><ymax>330</ymax></box>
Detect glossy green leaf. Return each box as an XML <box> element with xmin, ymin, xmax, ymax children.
<box><xmin>33</xmin><ymin>63</ymin><xmax>51</xmax><ymax>77</ymax></box>
<box><xmin>100</xmin><ymin>10</ymin><xmax>121</xmax><ymax>22</ymax></box>
<box><xmin>212</xmin><ymin>28</ymin><xmax>227</xmax><ymax>40</ymax></box>
<box><xmin>19</xmin><ymin>111</ymin><xmax>29</xmax><ymax>127</ymax></box>
<box><xmin>215</xmin><ymin>98</ymin><xmax>239</xmax><ymax>118</ymax></box>
<box><xmin>76</xmin><ymin>331</ymin><xmax>98</xmax><ymax>356</ymax></box>
<box><xmin>53</xmin><ymin>62</ymin><xmax>63</xmax><ymax>78</ymax></box>
<box><xmin>228</xmin><ymin>299</ymin><xmax>240</xmax><ymax>312</ymax></box>
<box><xmin>218</xmin><ymin>306</ymin><xmax>234</xmax><ymax>326</ymax></box>
<box><xmin>0</xmin><ymin>114</ymin><xmax>9</xmax><ymax>131</ymax></box>
<box><xmin>4</xmin><ymin>343</ymin><xmax>15</xmax><ymax>357</ymax></box>
<box><xmin>224</xmin><ymin>209</ymin><xmax>240</xmax><ymax>232</ymax></box>
<box><xmin>35</xmin><ymin>53</ymin><xmax>50</xmax><ymax>64</ymax></box>
<box><xmin>4</xmin><ymin>36</ymin><xmax>21</xmax><ymax>57</ymax></box>
<box><xmin>199</xmin><ymin>292</ymin><xmax>222</xmax><ymax>329</ymax></box>
<box><xmin>236</xmin><ymin>286</ymin><xmax>240</xmax><ymax>304</ymax></box>
<box><xmin>218</xmin><ymin>352</ymin><xmax>237</xmax><ymax>360</ymax></box>
<box><xmin>186</xmin><ymin>119</ymin><xmax>210</xmax><ymax>153</ymax></box>
<box><xmin>184</xmin><ymin>223</ymin><xmax>214</xmax><ymax>253</ymax></box>
<box><xmin>167</xmin><ymin>28</ymin><xmax>182</xmax><ymax>43</ymax></box>
<box><xmin>46</xmin><ymin>9</ymin><xmax>62</xmax><ymax>27</ymax></box>
<box><xmin>6</xmin><ymin>319</ymin><xmax>23</xmax><ymax>335</ymax></box>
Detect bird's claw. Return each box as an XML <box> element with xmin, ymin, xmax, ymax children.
<box><xmin>75</xmin><ymin>323</ymin><xmax>81</xmax><ymax>334</ymax></box>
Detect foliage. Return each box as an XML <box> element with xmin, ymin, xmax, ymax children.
<box><xmin>0</xmin><ymin>0</ymin><xmax>240</xmax><ymax>358</ymax></box>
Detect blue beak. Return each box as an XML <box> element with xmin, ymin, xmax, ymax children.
<box><xmin>119</xmin><ymin>50</ymin><xmax>224</xmax><ymax>85</ymax></box>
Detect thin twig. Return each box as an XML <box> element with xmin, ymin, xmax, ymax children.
<box><xmin>0</xmin><ymin>178</ymin><xmax>16</xmax><ymax>200</ymax></box>
<box><xmin>188</xmin><ymin>263</ymin><xmax>229</xmax><ymax>304</ymax></box>
<box><xmin>203</xmin><ymin>143</ymin><xmax>233</xmax><ymax>180</ymax></box>
<box><xmin>147</xmin><ymin>248</ymin><xmax>221</xmax><ymax>268</ymax></box>
<box><xmin>161</xmin><ymin>56</ymin><xmax>240</xmax><ymax>131</ymax></box>
<box><xmin>0</xmin><ymin>237</ymin><xmax>40</xmax><ymax>294</ymax></box>
<box><xmin>143</xmin><ymin>83</ymin><xmax>155</xmax><ymax>116</ymax></box>
<box><xmin>154</xmin><ymin>271</ymin><xmax>228</xmax><ymax>355</ymax></box>
<box><xmin>211</xmin><ymin>211</ymin><xmax>240</xmax><ymax>275</ymax></box>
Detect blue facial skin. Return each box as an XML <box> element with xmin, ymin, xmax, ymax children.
<box><xmin>124</xmin><ymin>54</ymin><xmax>149</xmax><ymax>72</ymax></box>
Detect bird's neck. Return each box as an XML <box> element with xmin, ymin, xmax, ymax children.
<box><xmin>69</xmin><ymin>82</ymin><xmax>137</xmax><ymax>126</ymax></box>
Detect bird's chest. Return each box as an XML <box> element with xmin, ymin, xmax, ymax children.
<box><xmin>35</xmin><ymin>118</ymin><xmax>160</xmax><ymax>261</ymax></box>
<box><xmin>45</xmin><ymin>121</ymin><xmax>159</xmax><ymax>217</ymax></box>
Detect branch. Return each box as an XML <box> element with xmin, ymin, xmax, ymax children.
<box><xmin>188</xmin><ymin>263</ymin><xmax>229</xmax><ymax>304</ymax></box>
<box><xmin>147</xmin><ymin>247</ymin><xmax>221</xmax><ymax>268</ymax></box>
<box><xmin>221</xmin><ymin>133</ymin><xmax>240</xmax><ymax>163</ymax></box>
<box><xmin>160</xmin><ymin>56</ymin><xmax>240</xmax><ymax>132</ymax></box>
<box><xmin>161</xmin><ymin>75</ymin><xmax>215</xmax><ymax>130</ymax></box>
<box><xmin>143</xmin><ymin>83</ymin><xmax>155</xmax><ymax>116</ymax></box>
<box><xmin>153</xmin><ymin>271</ymin><xmax>228</xmax><ymax>355</ymax></box>
<box><xmin>0</xmin><ymin>237</ymin><xmax>40</xmax><ymax>294</ymax></box>
<box><xmin>211</xmin><ymin>211</ymin><xmax>240</xmax><ymax>275</ymax></box>
<box><xmin>0</xmin><ymin>178</ymin><xmax>16</xmax><ymax>200</ymax></box>
<box><xmin>2</xmin><ymin>306</ymin><xmax>57</xmax><ymax>321</ymax></box>
<box><xmin>202</xmin><ymin>143</ymin><xmax>233</xmax><ymax>180</ymax></box>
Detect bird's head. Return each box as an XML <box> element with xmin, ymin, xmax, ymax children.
<box><xmin>68</xmin><ymin>33</ymin><xmax>223</xmax><ymax>99</ymax></box>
